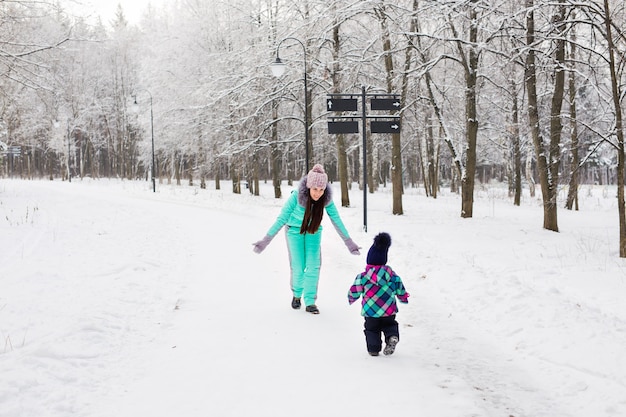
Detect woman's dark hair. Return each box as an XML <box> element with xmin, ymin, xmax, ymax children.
<box><xmin>300</xmin><ymin>191</ymin><xmax>325</xmax><ymax>234</ymax></box>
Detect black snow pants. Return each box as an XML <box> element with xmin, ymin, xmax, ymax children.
<box><xmin>363</xmin><ymin>315</ymin><xmax>399</xmax><ymax>354</ymax></box>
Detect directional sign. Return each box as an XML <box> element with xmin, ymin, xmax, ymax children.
<box><xmin>328</xmin><ymin>121</ymin><xmax>359</xmax><ymax>134</ymax></box>
<box><xmin>371</xmin><ymin>121</ymin><xmax>401</xmax><ymax>133</ymax></box>
<box><xmin>326</xmin><ymin>98</ymin><xmax>357</xmax><ymax>112</ymax></box>
<box><xmin>7</xmin><ymin>146</ymin><xmax>21</xmax><ymax>155</ymax></box>
<box><xmin>371</xmin><ymin>98</ymin><xmax>401</xmax><ymax>111</ymax></box>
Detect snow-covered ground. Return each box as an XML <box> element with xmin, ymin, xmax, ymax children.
<box><xmin>0</xmin><ymin>178</ymin><xmax>624</xmax><ymax>417</ymax></box>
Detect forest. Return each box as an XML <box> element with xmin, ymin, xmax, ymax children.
<box><xmin>1</xmin><ymin>0</ymin><xmax>626</xmax><ymax>248</ymax></box>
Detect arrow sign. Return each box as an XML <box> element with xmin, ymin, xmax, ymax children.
<box><xmin>371</xmin><ymin>98</ymin><xmax>401</xmax><ymax>111</ymax></box>
<box><xmin>326</xmin><ymin>98</ymin><xmax>357</xmax><ymax>112</ymax></box>
<box><xmin>328</xmin><ymin>121</ymin><xmax>359</xmax><ymax>134</ymax></box>
<box><xmin>371</xmin><ymin>121</ymin><xmax>401</xmax><ymax>134</ymax></box>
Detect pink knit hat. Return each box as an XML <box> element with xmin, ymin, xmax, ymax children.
<box><xmin>306</xmin><ymin>164</ymin><xmax>328</xmax><ymax>189</ymax></box>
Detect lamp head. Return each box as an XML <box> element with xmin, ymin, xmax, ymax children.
<box><xmin>270</xmin><ymin>57</ymin><xmax>286</xmax><ymax>77</ymax></box>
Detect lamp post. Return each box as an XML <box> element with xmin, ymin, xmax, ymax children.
<box><xmin>133</xmin><ymin>90</ymin><xmax>156</xmax><ymax>193</ymax></box>
<box><xmin>270</xmin><ymin>37</ymin><xmax>310</xmax><ymax>173</ymax></box>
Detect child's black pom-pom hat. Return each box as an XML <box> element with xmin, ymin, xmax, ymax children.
<box><xmin>366</xmin><ymin>232</ymin><xmax>392</xmax><ymax>266</ymax></box>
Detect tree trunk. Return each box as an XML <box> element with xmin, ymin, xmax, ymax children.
<box><xmin>330</xmin><ymin>20</ymin><xmax>350</xmax><ymax>207</ymax></box>
<box><xmin>525</xmin><ymin>0</ymin><xmax>559</xmax><ymax>231</ymax></box>
<box><xmin>565</xmin><ymin>17</ymin><xmax>579</xmax><ymax>211</ymax></box>
<box><xmin>215</xmin><ymin>159</ymin><xmax>221</xmax><ymax>190</ymax></box>
<box><xmin>376</xmin><ymin>2</ymin><xmax>403</xmax><ymax>214</ymax></box>
<box><xmin>271</xmin><ymin>100</ymin><xmax>282</xmax><ymax>199</ymax></box>
<box><xmin>603</xmin><ymin>0</ymin><xmax>626</xmax><ymax>257</ymax></box>
<box><xmin>508</xmin><ymin>78</ymin><xmax>522</xmax><ymax>206</ymax></box>
<box><xmin>231</xmin><ymin>163</ymin><xmax>240</xmax><ymax>194</ymax></box>
<box><xmin>544</xmin><ymin>0</ymin><xmax>566</xmax><ymax>231</ymax></box>
<box><xmin>252</xmin><ymin>152</ymin><xmax>259</xmax><ymax>196</ymax></box>
<box><xmin>417</xmin><ymin>131</ymin><xmax>429</xmax><ymax>197</ymax></box>
<box><xmin>453</xmin><ymin>1</ymin><xmax>479</xmax><ymax>218</ymax></box>
<box><xmin>337</xmin><ymin>134</ymin><xmax>350</xmax><ymax>206</ymax></box>
<box><xmin>175</xmin><ymin>152</ymin><xmax>181</xmax><ymax>186</ymax></box>
<box><xmin>426</xmin><ymin>118</ymin><xmax>437</xmax><ymax>198</ymax></box>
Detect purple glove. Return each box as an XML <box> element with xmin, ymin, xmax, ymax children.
<box><xmin>252</xmin><ymin>235</ymin><xmax>273</xmax><ymax>254</ymax></box>
<box><xmin>345</xmin><ymin>238</ymin><xmax>361</xmax><ymax>255</ymax></box>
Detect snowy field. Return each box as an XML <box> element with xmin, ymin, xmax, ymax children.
<box><xmin>0</xmin><ymin>177</ymin><xmax>625</xmax><ymax>417</ymax></box>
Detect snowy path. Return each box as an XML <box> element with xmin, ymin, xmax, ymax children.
<box><xmin>1</xmin><ymin>179</ymin><xmax>625</xmax><ymax>417</ymax></box>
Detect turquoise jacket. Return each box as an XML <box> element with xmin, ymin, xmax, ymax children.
<box><xmin>262</xmin><ymin>177</ymin><xmax>354</xmax><ymax>306</ymax></box>
<box><xmin>265</xmin><ymin>179</ymin><xmax>352</xmax><ymax>241</ymax></box>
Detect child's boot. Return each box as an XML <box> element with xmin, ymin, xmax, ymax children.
<box><xmin>383</xmin><ymin>336</ymin><xmax>399</xmax><ymax>355</ymax></box>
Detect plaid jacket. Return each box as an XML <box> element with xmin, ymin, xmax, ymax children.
<box><xmin>348</xmin><ymin>265</ymin><xmax>409</xmax><ymax>317</ymax></box>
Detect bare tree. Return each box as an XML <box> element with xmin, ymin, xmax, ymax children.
<box><xmin>524</xmin><ymin>0</ymin><xmax>567</xmax><ymax>232</ymax></box>
<box><xmin>565</xmin><ymin>14</ymin><xmax>580</xmax><ymax>211</ymax></box>
<box><xmin>448</xmin><ymin>1</ymin><xmax>480</xmax><ymax>218</ymax></box>
<box><xmin>329</xmin><ymin>17</ymin><xmax>351</xmax><ymax>207</ymax></box>
<box><xmin>599</xmin><ymin>0</ymin><xmax>626</xmax><ymax>256</ymax></box>
<box><xmin>373</xmin><ymin>1</ymin><xmax>404</xmax><ymax>214</ymax></box>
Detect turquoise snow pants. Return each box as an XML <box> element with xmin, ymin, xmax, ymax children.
<box><xmin>285</xmin><ymin>226</ymin><xmax>322</xmax><ymax>307</ymax></box>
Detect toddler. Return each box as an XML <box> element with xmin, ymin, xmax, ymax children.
<box><xmin>348</xmin><ymin>232</ymin><xmax>409</xmax><ymax>356</ymax></box>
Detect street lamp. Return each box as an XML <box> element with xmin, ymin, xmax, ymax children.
<box><xmin>270</xmin><ymin>37</ymin><xmax>310</xmax><ymax>173</ymax></box>
<box><xmin>133</xmin><ymin>90</ymin><xmax>156</xmax><ymax>193</ymax></box>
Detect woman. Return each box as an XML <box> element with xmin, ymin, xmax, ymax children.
<box><xmin>253</xmin><ymin>164</ymin><xmax>360</xmax><ymax>314</ymax></box>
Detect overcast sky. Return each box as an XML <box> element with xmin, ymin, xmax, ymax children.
<box><xmin>65</xmin><ymin>0</ymin><xmax>169</xmax><ymax>24</ymax></box>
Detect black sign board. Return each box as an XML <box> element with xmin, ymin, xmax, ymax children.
<box><xmin>327</xmin><ymin>98</ymin><xmax>358</xmax><ymax>112</ymax></box>
<box><xmin>371</xmin><ymin>120</ymin><xmax>400</xmax><ymax>133</ymax></box>
<box><xmin>371</xmin><ymin>98</ymin><xmax>401</xmax><ymax>111</ymax></box>
<box><xmin>328</xmin><ymin>121</ymin><xmax>359</xmax><ymax>134</ymax></box>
